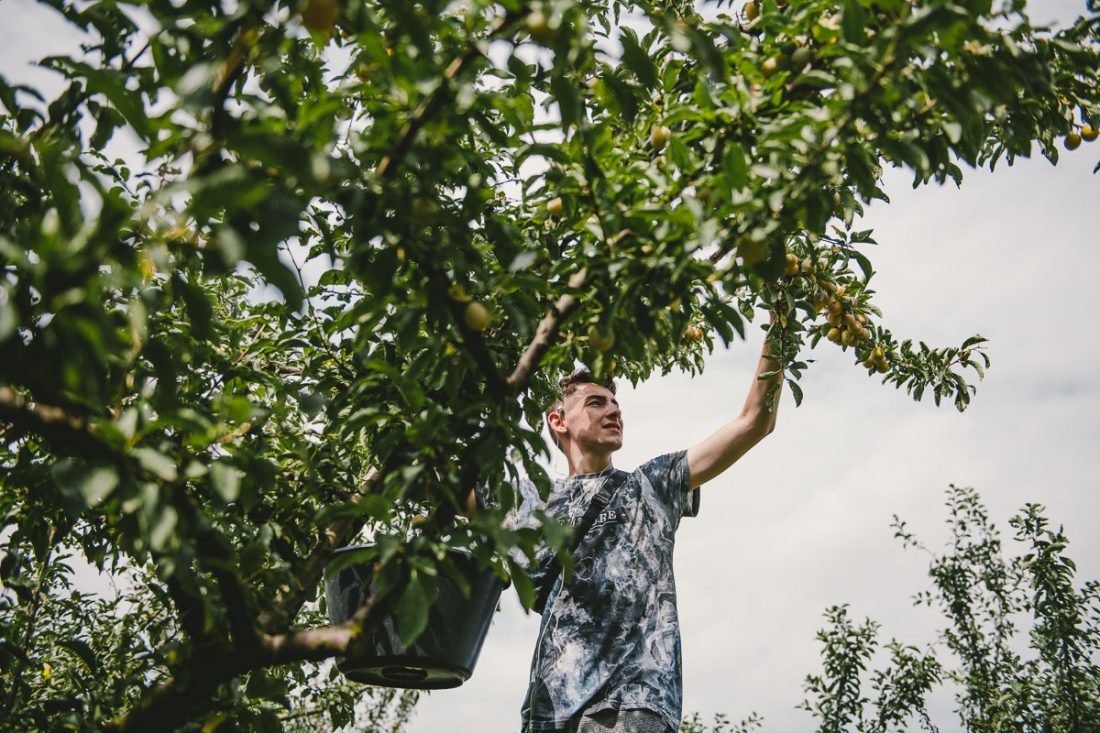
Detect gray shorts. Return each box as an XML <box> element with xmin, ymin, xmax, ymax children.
<box><xmin>567</xmin><ymin>708</ymin><xmax>673</xmax><ymax>733</ymax></box>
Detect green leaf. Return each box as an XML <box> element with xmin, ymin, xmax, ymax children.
<box><xmin>723</xmin><ymin>144</ymin><xmax>748</xmax><ymax>191</ymax></box>
<box><xmin>620</xmin><ymin>28</ymin><xmax>658</xmax><ymax>88</ymax></box>
<box><xmin>246</xmin><ymin>669</ymin><xmax>289</xmax><ymax>703</ymax></box>
<box><xmin>57</xmin><ymin>639</ymin><xmax>99</xmax><ymax>674</ymax></box>
<box><xmin>133</xmin><ymin>447</ymin><xmax>178</xmax><ymax>482</ymax></box>
<box><xmin>841</xmin><ymin>0</ymin><xmax>866</xmax><ymax>44</ymax></box>
<box><xmin>789</xmin><ymin>380</ymin><xmax>804</xmax><ymax>407</ymax></box>
<box><xmin>79</xmin><ymin>467</ymin><xmax>119</xmax><ymax>507</ymax></box>
<box><xmin>147</xmin><ymin>503</ymin><xmax>178</xmax><ymax>552</ymax></box>
<box><xmin>209</xmin><ymin>462</ymin><xmax>242</xmax><ymax>503</ymax></box>
<box><xmin>549</xmin><ymin>73</ymin><xmax>581</xmax><ymax>129</ymax></box>
<box><xmin>393</xmin><ymin>573</ymin><xmax>436</xmax><ymax>647</ymax></box>
<box><xmin>52</xmin><ymin>59</ymin><xmax>152</xmax><ymax>141</ymax></box>
<box><xmin>507</xmin><ymin>557</ymin><xmax>535</xmax><ymax>610</ymax></box>
<box><xmin>51</xmin><ymin>462</ymin><xmax>119</xmax><ymax>512</ymax></box>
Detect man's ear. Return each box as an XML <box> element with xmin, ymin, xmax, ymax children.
<box><xmin>546</xmin><ymin>407</ymin><xmax>567</xmax><ymax>447</ymax></box>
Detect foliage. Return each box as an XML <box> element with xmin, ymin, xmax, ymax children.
<box><xmin>1</xmin><ymin>0</ymin><xmax>1098</xmax><ymax>730</ymax></box>
<box><xmin>794</xmin><ymin>487</ymin><xmax>1100</xmax><ymax>733</ymax></box>
<box><xmin>686</xmin><ymin>489</ymin><xmax>1099</xmax><ymax>733</ymax></box>
<box><xmin>681</xmin><ymin>710</ymin><xmax>765</xmax><ymax>733</ymax></box>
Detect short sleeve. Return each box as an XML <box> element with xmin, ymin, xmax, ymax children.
<box><xmin>501</xmin><ymin>477</ymin><xmax>542</xmax><ymax>533</ymax></box>
<box><xmin>640</xmin><ymin>450</ymin><xmax>700</xmax><ymax>520</ymax></box>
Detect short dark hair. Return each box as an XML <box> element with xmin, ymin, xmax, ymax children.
<box><xmin>556</xmin><ymin>367</ymin><xmax>616</xmax><ymax>402</ymax></box>
<box><xmin>547</xmin><ymin>368</ymin><xmax>616</xmax><ymax>428</ymax></box>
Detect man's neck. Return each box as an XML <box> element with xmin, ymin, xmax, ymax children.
<box><xmin>567</xmin><ymin>453</ymin><xmax>614</xmax><ymax>476</ymax></box>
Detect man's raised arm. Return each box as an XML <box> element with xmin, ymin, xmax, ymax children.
<box><xmin>686</xmin><ymin>322</ymin><xmax>783</xmax><ymax>489</ymax></box>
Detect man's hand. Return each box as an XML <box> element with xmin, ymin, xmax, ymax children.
<box><xmin>685</xmin><ymin>321</ymin><xmax>783</xmax><ymax>488</ymax></box>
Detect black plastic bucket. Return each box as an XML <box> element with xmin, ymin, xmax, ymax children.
<box><xmin>324</xmin><ymin>545</ymin><xmax>505</xmax><ymax>689</ymax></box>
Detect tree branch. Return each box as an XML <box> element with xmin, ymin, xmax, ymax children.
<box><xmin>111</xmin><ymin>586</ymin><xmax>388</xmax><ymax>733</ymax></box>
<box><xmin>3</xmin><ymin>524</ymin><xmax>59</xmax><ymax>712</ymax></box>
<box><xmin>505</xmin><ymin>230</ymin><xmax>631</xmax><ymax>394</ymax></box>
<box><xmin>373</xmin><ymin>11</ymin><xmax>521</xmax><ymax>182</ymax></box>
<box><xmin>259</xmin><ymin>466</ymin><xmax>384</xmax><ymax>633</ymax></box>
<box><xmin>164</xmin><ymin>573</ymin><xmax>216</xmax><ymax>648</ymax></box>
<box><xmin>0</xmin><ymin>387</ymin><xmax>111</xmax><ymax>459</ymax></box>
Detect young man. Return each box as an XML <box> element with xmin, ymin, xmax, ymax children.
<box><xmin>512</xmin><ymin>331</ymin><xmax>782</xmax><ymax>733</ymax></box>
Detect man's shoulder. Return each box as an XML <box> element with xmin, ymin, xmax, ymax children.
<box><xmin>635</xmin><ymin>450</ymin><xmax>688</xmax><ymax>478</ymax></box>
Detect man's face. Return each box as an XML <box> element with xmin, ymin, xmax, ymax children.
<box><xmin>558</xmin><ymin>383</ymin><xmax>623</xmax><ymax>452</ymax></box>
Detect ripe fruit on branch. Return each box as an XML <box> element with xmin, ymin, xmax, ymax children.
<box><xmin>785</xmin><ymin>253</ymin><xmax>800</xmax><ymax>276</ymax></box>
<box><xmin>1064</xmin><ymin>132</ymin><xmax>1082</xmax><ymax>151</ymax></box>
<box><xmin>526</xmin><ymin>10</ymin><xmax>556</xmax><ymax>45</ymax></box>
<box><xmin>411</xmin><ymin>196</ymin><xmax>439</xmax><ymax>223</ymax></box>
<box><xmin>736</xmin><ymin>237</ymin><xmax>768</xmax><ymax>264</ymax></box>
<box><xmin>301</xmin><ymin>0</ymin><xmax>339</xmax><ymax>33</ymax></box>
<box><xmin>685</xmin><ymin>325</ymin><xmax>704</xmax><ymax>342</ymax></box>
<box><xmin>588</xmin><ymin>325</ymin><xmax>615</xmax><ymax>352</ymax></box>
<box><xmin>761</xmin><ymin>57</ymin><xmax>780</xmax><ymax>78</ymax></box>
<box><xmin>744</xmin><ymin>1</ymin><xmax>759</xmax><ymax>21</ymax></box>
<box><xmin>866</xmin><ymin>345</ymin><xmax>890</xmax><ymax>373</ymax></box>
<box><xmin>1081</xmin><ymin>125</ymin><xmax>1098</xmax><ymax>142</ymax></box>
<box><xmin>464</xmin><ymin>301</ymin><xmax>491</xmax><ymax>332</ymax></box>
<box><xmin>547</xmin><ymin>197</ymin><xmax>564</xmax><ymax>216</ymax></box>
<box><xmin>827</xmin><ymin>327</ymin><xmax>842</xmax><ymax>343</ymax></box>
<box><xmin>790</xmin><ymin>45</ymin><xmax>812</xmax><ymax>69</ymax></box>
<box><xmin>650</xmin><ymin>124</ymin><xmax>671</xmax><ymax>151</ymax></box>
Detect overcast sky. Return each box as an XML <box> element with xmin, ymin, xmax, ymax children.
<box><xmin>2</xmin><ymin>0</ymin><xmax>1097</xmax><ymax>731</ymax></box>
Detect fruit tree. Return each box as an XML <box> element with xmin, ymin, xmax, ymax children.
<box><xmin>1</xmin><ymin>0</ymin><xmax>1097</xmax><ymax>730</ymax></box>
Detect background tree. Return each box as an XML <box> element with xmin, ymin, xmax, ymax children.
<box><xmin>803</xmin><ymin>487</ymin><xmax>1100</xmax><ymax>733</ymax></box>
<box><xmin>1</xmin><ymin>0</ymin><xmax>1097</xmax><ymax>730</ymax></box>
<box><xmin>682</xmin><ymin>488</ymin><xmax>1099</xmax><ymax>733</ymax></box>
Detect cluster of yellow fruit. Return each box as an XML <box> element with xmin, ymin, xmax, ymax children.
<box><xmin>824</xmin><ymin>292</ymin><xmax>870</xmax><ymax>348</ymax></box>
<box><xmin>1064</xmin><ymin>124</ymin><xmax>1098</xmax><ymax>150</ymax></box>
<box><xmin>785</xmin><ymin>252</ymin><xmax>890</xmax><ymax>372</ymax></box>
<box><xmin>861</xmin><ymin>346</ymin><xmax>891</xmax><ymax>374</ymax></box>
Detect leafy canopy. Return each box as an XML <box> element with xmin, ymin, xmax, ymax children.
<box><xmin>1</xmin><ymin>0</ymin><xmax>1097</xmax><ymax>730</ymax></box>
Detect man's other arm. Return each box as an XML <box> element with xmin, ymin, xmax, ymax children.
<box><xmin>686</xmin><ymin>322</ymin><xmax>783</xmax><ymax>489</ymax></box>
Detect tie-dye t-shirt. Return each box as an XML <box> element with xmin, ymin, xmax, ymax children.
<box><xmin>510</xmin><ymin>451</ymin><xmax>700</xmax><ymax>732</ymax></box>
